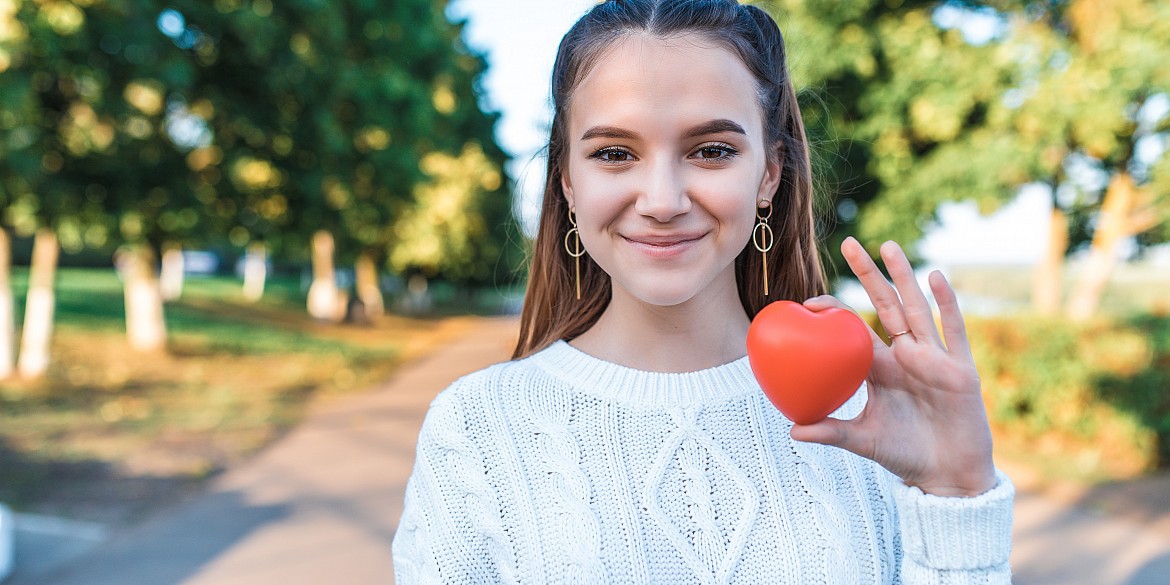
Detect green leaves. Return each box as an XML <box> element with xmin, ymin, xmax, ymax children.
<box><xmin>1</xmin><ymin>0</ymin><xmax>515</xmax><ymax>285</ymax></box>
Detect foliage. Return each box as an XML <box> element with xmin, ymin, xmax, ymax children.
<box><xmin>969</xmin><ymin>314</ymin><xmax>1170</xmax><ymax>481</ymax></box>
<box><xmin>0</xmin><ymin>0</ymin><xmax>196</xmax><ymax>251</ymax></box>
<box><xmin>760</xmin><ymin>0</ymin><xmax>939</xmax><ymax>273</ymax></box>
<box><xmin>850</xmin><ymin>0</ymin><xmax>1170</xmax><ymax>256</ymax></box>
<box><xmin>0</xmin><ymin>0</ymin><xmax>519</xmax><ymax>285</ymax></box>
<box><xmin>162</xmin><ymin>0</ymin><xmax>517</xmax><ymax>283</ymax></box>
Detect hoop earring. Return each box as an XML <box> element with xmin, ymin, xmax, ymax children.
<box><xmin>564</xmin><ymin>207</ymin><xmax>586</xmax><ymax>300</ymax></box>
<box><xmin>752</xmin><ymin>202</ymin><xmax>775</xmax><ymax>296</ymax></box>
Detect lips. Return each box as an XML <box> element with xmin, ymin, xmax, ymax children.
<box><xmin>623</xmin><ymin>233</ymin><xmax>705</xmax><ymax>246</ymax></box>
<box><xmin>621</xmin><ymin>232</ymin><xmax>706</xmax><ymax>258</ymax></box>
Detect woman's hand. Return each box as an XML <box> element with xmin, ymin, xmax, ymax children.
<box><xmin>791</xmin><ymin>237</ymin><xmax>997</xmax><ymax>497</ymax></box>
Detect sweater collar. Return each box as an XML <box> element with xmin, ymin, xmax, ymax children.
<box><xmin>528</xmin><ymin>340</ymin><xmax>759</xmax><ymax>408</ymax></box>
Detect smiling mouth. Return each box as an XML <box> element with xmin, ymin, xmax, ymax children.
<box><xmin>621</xmin><ymin>233</ymin><xmax>706</xmax><ymax>258</ymax></box>
<box><xmin>623</xmin><ymin>234</ymin><xmax>705</xmax><ymax>247</ymax></box>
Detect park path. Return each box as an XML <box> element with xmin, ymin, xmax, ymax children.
<box><xmin>14</xmin><ymin>314</ymin><xmax>1170</xmax><ymax>585</ymax></box>
<box><xmin>20</xmin><ymin>316</ymin><xmax>519</xmax><ymax>585</ymax></box>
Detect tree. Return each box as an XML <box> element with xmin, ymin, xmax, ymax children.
<box><xmin>759</xmin><ymin>0</ymin><xmax>944</xmax><ymax>280</ymax></box>
<box><xmin>848</xmin><ymin>0</ymin><xmax>1169</xmax><ymax>319</ymax></box>
<box><xmin>167</xmin><ymin>0</ymin><xmax>514</xmax><ymax>318</ymax></box>
<box><xmin>0</xmin><ymin>0</ymin><xmax>196</xmax><ymax>367</ymax></box>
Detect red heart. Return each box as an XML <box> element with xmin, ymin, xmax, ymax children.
<box><xmin>747</xmin><ymin>300</ymin><xmax>873</xmax><ymax>425</ymax></box>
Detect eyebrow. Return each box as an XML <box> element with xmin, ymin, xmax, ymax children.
<box><xmin>681</xmin><ymin>119</ymin><xmax>747</xmax><ymax>139</ymax></box>
<box><xmin>579</xmin><ymin>119</ymin><xmax>747</xmax><ymax>142</ymax></box>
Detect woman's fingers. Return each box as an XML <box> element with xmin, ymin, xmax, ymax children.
<box><xmin>878</xmin><ymin>241</ymin><xmax>943</xmax><ymax>347</ymax></box>
<box><xmin>928</xmin><ymin>270</ymin><xmax>974</xmax><ymax>362</ymax></box>
<box><xmin>841</xmin><ymin>237</ymin><xmax>911</xmax><ymax>341</ymax></box>
<box><xmin>802</xmin><ymin>294</ymin><xmax>885</xmax><ymax>349</ymax></box>
<box><xmin>789</xmin><ymin>416</ymin><xmax>853</xmax><ymax>451</ymax></box>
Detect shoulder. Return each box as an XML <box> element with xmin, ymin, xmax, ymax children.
<box><xmin>430</xmin><ymin>352</ymin><xmax>553</xmax><ymax>409</ymax></box>
<box><xmin>421</xmin><ymin>349</ymin><xmax>565</xmax><ymax>435</ymax></box>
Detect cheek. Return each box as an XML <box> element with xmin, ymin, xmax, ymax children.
<box><xmin>690</xmin><ymin>173</ymin><xmax>763</xmax><ymax>230</ymax></box>
<box><xmin>565</xmin><ymin>164</ymin><xmax>630</xmax><ymax>229</ymax></box>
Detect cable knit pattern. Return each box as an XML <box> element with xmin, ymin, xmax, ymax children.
<box><xmin>525</xmin><ymin>384</ymin><xmax>607</xmax><ymax>583</ymax></box>
<box><xmin>393</xmin><ymin>341</ymin><xmax>1015</xmax><ymax>584</ymax></box>
<box><xmin>642</xmin><ymin>407</ymin><xmax>759</xmax><ymax>584</ymax></box>
<box><xmin>395</xmin><ymin>390</ymin><xmax>518</xmax><ymax>583</ymax></box>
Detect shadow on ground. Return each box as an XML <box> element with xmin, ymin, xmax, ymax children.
<box><xmin>12</xmin><ymin>489</ymin><xmax>287</xmax><ymax>585</ymax></box>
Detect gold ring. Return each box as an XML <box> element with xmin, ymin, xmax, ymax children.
<box><xmin>889</xmin><ymin>330</ymin><xmax>912</xmax><ymax>339</ymax></box>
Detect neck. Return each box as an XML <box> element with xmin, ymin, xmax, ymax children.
<box><xmin>570</xmin><ymin>272</ymin><xmax>750</xmax><ymax>372</ymax></box>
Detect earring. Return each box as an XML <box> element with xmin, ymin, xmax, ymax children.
<box><xmin>752</xmin><ymin>201</ymin><xmax>775</xmax><ymax>296</ymax></box>
<box><xmin>564</xmin><ymin>207</ymin><xmax>586</xmax><ymax>300</ymax></box>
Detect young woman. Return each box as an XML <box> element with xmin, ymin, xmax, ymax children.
<box><xmin>393</xmin><ymin>1</ymin><xmax>1013</xmax><ymax>583</ymax></box>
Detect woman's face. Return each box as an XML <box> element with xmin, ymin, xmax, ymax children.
<box><xmin>562</xmin><ymin>33</ymin><xmax>780</xmax><ymax>309</ymax></box>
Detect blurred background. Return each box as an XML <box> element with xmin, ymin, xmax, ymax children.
<box><xmin>0</xmin><ymin>0</ymin><xmax>1167</xmax><ymax>583</ymax></box>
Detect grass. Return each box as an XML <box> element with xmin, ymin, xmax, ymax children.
<box><xmin>0</xmin><ymin>267</ymin><xmax>485</xmax><ymax>524</ymax></box>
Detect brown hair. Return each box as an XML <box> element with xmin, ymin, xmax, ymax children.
<box><xmin>513</xmin><ymin>0</ymin><xmax>825</xmax><ymax>359</ymax></box>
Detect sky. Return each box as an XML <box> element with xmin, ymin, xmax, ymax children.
<box><xmin>448</xmin><ymin>0</ymin><xmax>1050</xmax><ymax>267</ymax></box>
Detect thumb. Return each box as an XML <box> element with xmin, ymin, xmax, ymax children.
<box><xmin>790</xmin><ymin>417</ymin><xmax>853</xmax><ymax>450</ymax></box>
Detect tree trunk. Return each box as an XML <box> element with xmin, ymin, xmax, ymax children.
<box><xmin>406</xmin><ymin>274</ymin><xmax>431</xmax><ymax>315</ymax></box>
<box><xmin>355</xmin><ymin>252</ymin><xmax>384</xmax><ymax>321</ymax></box>
<box><xmin>1066</xmin><ymin>172</ymin><xmax>1146</xmax><ymax>321</ymax></box>
<box><xmin>17</xmin><ymin>229</ymin><xmax>58</xmax><ymax>379</ymax></box>
<box><xmin>121</xmin><ymin>245</ymin><xmax>167</xmax><ymax>352</ymax></box>
<box><xmin>306</xmin><ymin>230</ymin><xmax>342</xmax><ymax>321</ymax></box>
<box><xmin>159</xmin><ymin>243</ymin><xmax>184</xmax><ymax>302</ymax></box>
<box><xmin>242</xmin><ymin>242</ymin><xmax>267</xmax><ymax>303</ymax></box>
<box><xmin>0</xmin><ymin>229</ymin><xmax>15</xmax><ymax>379</ymax></box>
<box><xmin>1032</xmin><ymin>205</ymin><xmax>1069</xmax><ymax>316</ymax></box>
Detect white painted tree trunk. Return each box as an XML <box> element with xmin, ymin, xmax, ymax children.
<box><xmin>355</xmin><ymin>252</ymin><xmax>384</xmax><ymax>321</ymax></box>
<box><xmin>242</xmin><ymin>242</ymin><xmax>267</xmax><ymax>303</ymax></box>
<box><xmin>159</xmin><ymin>244</ymin><xmax>185</xmax><ymax>302</ymax></box>
<box><xmin>0</xmin><ymin>229</ymin><xmax>15</xmax><ymax>379</ymax></box>
<box><xmin>122</xmin><ymin>246</ymin><xmax>167</xmax><ymax>352</ymax></box>
<box><xmin>17</xmin><ymin>229</ymin><xmax>58</xmax><ymax>379</ymax></box>
<box><xmin>306</xmin><ymin>230</ymin><xmax>342</xmax><ymax>321</ymax></box>
<box><xmin>1031</xmin><ymin>206</ymin><xmax>1068</xmax><ymax>316</ymax></box>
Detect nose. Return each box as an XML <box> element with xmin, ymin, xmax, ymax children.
<box><xmin>634</xmin><ymin>157</ymin><xmax>691</xmax><ymax>222</ymax></box>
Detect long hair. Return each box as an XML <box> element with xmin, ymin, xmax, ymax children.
<box><xmin>513</xmin><ymin>0</ymin><xmax>825</xmax><ymax>359</ymax></box>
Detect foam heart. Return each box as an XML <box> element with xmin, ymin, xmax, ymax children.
<box><xmin>747</xmin><ymin>300</ymin><xmax>873</xmax><ymax>425</ymax></box>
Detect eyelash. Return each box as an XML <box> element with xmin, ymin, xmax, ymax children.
<box><xmin>586</xmin><ymin>143</ymin><xmax>740</xmax><ymax>164</ymax></box>
<box><xmin>588</xmin><ymin>147</ymin><xmax>634</xmax><ymax>164</ymax></box>
<box><xmin>693</xmin><ymin>143</ymin><xmax>738</xmax><ymax>161</ymax></box>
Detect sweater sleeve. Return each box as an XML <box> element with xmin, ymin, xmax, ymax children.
<box><xmin>891</xmin><ymin>469</ymin><xmax>1015</xmax><ymax>584</ymax></box>
<box><xmin>392</xmin><ymin>388</ymin><xmax>516</xmax><ymax>585</ymax></box>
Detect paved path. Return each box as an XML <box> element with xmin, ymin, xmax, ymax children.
<box><xmin>14</xmin><ymin>315</ymin><xmax>1170</xmax><ymax>584</ymax></box>
<box><xmin>20</xmin><ymin>316</ymin><xmax>518</xmax><ymax>585</ymax></box>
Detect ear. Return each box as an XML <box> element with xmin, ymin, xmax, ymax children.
<box><xmin>561</xmin><ymin>170</ymin><xmax>575</xmax><ymax>210</ymax></box>
<box><xmin>757</xmin><ymin>149</ymin><xmax>783</xmax><ymax>205</ymax></box>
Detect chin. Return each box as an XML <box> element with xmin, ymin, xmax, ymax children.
<box><xmin>619</xmin><ymin>280</ymin><xmax>707</xmax><ymax>308</ymax></box>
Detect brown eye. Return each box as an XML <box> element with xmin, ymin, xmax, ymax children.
<box><xmin>590</xmin><ymin>147</ymin><xmax>634</xmax><ymax>163</ymax></box>
<box><xmin>695</xmin><ymin>143</ymin><xmax>741</xmax><ymax>160</ymax></box>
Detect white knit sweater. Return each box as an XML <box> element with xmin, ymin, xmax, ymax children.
<box><xmin>393</xmin><ymin>340</ymin><xmax>1014</xmax><ymax>584</ymax></box>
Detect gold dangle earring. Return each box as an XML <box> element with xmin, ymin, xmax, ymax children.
<box><xmin>752</xmin><ymin>201</ymin><xmax>775</xmax><ymax>296</ymax></box>
<box><xmin>564</xmin><ymin>207</ymin><xmax>585</xmax><ymax>300</ymax></box>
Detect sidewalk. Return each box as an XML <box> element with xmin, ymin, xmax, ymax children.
<box><xmin>11</xmin><ymin>315</ymin><xmax>1170</xmax><ymax>584</ymax></box>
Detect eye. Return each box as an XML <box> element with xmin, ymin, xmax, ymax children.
<box><xmin>589</xmin><ymin>147</ymin><xmax>634</xmax><ymax>164</ymax></box>
<box><xmin>691</xmin><ymin>143</ymin><xmax>738</xmax><ymax>161</ymax></box>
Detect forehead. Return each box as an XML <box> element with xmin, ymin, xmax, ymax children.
<box><xmin>569</xmin><ymin>32</ymin><xmax>764</xmax><ymax>137</ymax></box>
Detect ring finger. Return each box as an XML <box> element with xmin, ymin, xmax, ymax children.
<box><xmin>880</xmin><ymin>241</ymin><xmax>943</xmax><ymax>347</ymax></box>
